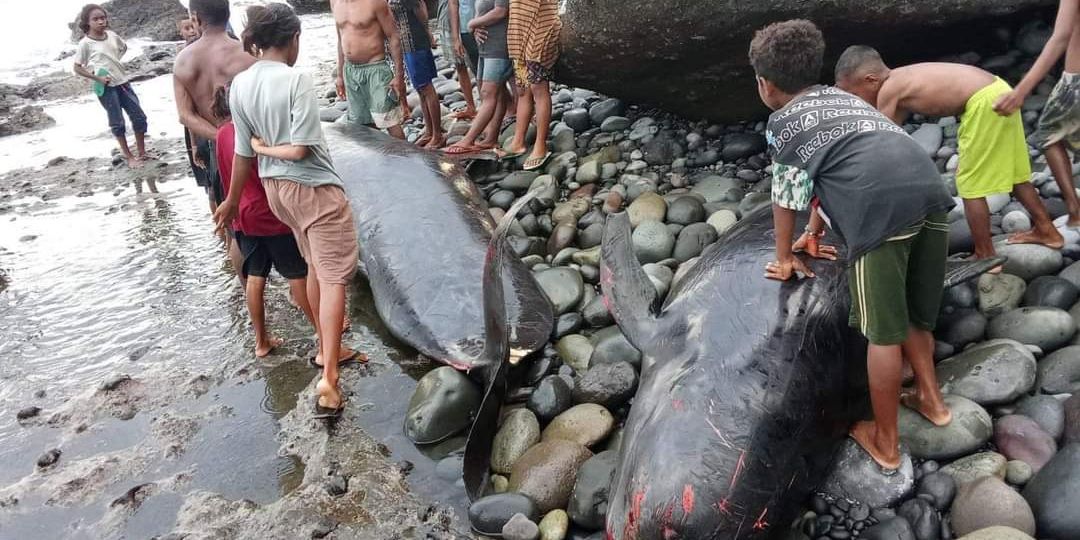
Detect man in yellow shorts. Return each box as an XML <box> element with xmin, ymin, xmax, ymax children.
<box><xmin>836</xmin><ymin>46</ymin><xmax>1064</xmax><ymax>263</ymax></box>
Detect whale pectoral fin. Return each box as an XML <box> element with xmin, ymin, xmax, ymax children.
<box><xmin>463</xmin><ymin>191</ymin><xmax>538</xmax><ymax>501</ymax></box>
<box><xmin>601</xmin><ymin>212</ymin><xmax>661</xmax><ymax>350</ymax></box>
<box><xmin>943</xmin><ymin>255</ymin><xmax>1008</xmax><ymax>288</ymax></box>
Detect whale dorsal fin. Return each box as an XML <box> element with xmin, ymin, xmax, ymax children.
<box><xmin>463</xmin><ymin>191</ymin><xmax>537</xmax><ymax>501</ymax></box>
<box><xmin>600</xmin><ymin>212</ymin><xmax>662</xmax><ymax>351</ymax></box>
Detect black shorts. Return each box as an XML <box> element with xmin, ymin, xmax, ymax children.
<box><xmin>189</xmin><ymin>133</ymin><xmax>224</xmax><ymax>205</ymax></box>
<box><xmin>234</xmin><ymin>232</ymin><xmax>308</xmax><ymax>279</ymax></box>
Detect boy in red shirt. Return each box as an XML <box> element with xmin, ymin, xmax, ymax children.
<box><xmin>212</xmin><ymin>86</ymin><xmax>311</xmax><ymax>358</ymax></box>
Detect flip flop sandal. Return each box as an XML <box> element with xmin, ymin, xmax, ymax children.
<box><xmin>313</xmin><ymin>398</ymin><xmax>346</xmax><ymax>420</ymax></box>
<box><xmin>444</xmin><ymin>145</ymin><xmax>483</xmax><ymax>155</ymax></box>
<box><xmin>522</xmin><ymin>152</ymin><xmax>553</xmax><ymax>171</ymax></box>
<box><xmin>308</xmin><ymin>350</ymin><xmax>368</xmax><ymax>369</ymax></box>
<box><xmin>495</xmin><ymin>149</ymin><xmax>526</xmax><ymax>160</ymax></box>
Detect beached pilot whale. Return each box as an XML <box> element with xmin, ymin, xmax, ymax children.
<box><xmin>324</xmin><ymin>123</ymin><xmax>554</xmax><ymax>371</ymax></box>
<box><xmin>599</xmin><ymin>207</ymin><xmax>998</xmax><ymax>539</ymax></box>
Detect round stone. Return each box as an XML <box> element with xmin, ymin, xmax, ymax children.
<box><xmin>536</xmin><ymin>268</ymin><xmax>586</xmax><ymax>316</ymax></box>
<box><xmin>950</xmin><ymin>476</ymin><xmax>1036</xmax><ymax>537</ymax></box>
<box><xmin>899</xmin><ymin>394</ymin><xmax>993</xmax><ymax>460</ymax></box>
<box><xmin>666</xmin><ymin>196</ymin><xmax>707</xmax><ymax>225</ymax></box>
<box><xmin>1021</xmin><ymin>275</ymin><xmax>1079</xmax><ymax>309</ymax></box>
<box><xmin>538</xmin><ymin>509</ymin><xmax>569</xmax><ymax>540</ymax></box>
<box><xmin>404</xmin><ymin>366</ymin><xmax>482</xmax><ymax>444</ymax></box>
<box><xmin>820</xmin><ymin>439</ymin><xmax>914</xmax><ymax>508</ymax></box>
<box><xmin>568</xmin><ymin>450</ymin><xmax>618</xmax><ymax>530</ymax></box>
<box><xmin>469</xmin><ymin>493</ymin><xmax>540</xmax><ymax>536</ymax></box>
<box><xmin>527</xmin><ymin>375</ymin><xmax>574</xmax><ymax>424</ymax></box>
<box><xmin>993</xmin><ymin>415</ymin><xmax>1057</xmax><ymax>474</ymax></box>
<box><xmin>673</xmin><ymin>223</ymin><xmax>719</xmax><ymax>262</ymax></box>
<box><xmin>627</xmin><ymin>192</ymin><xmax>667</xmax><ymax>227</ymax></box>
<box><xmin>503</xmin><ymin>512</ymin><xmax>540</xmax><ymax>540</ymax></box>
<box><xmin>1037</xmin><ymin>345</ymin><xmax>1080</xmax><ymax>394</ymax></box>
<box><xmin>937</xmin><ymin>309</ymin><xmax>987</xmax><ymax>350</ymax></box>
<box><xmin>508</xmin><ymin>439</ymin><xmax>593</xmax><ymax>513</ymax></box>
<box><xmin>940</xmin><ymin>452</ymin><xmax>1008</xmax><ymax>487</ymax></box>
<box><xmin>1023</xmin><ymin>444</ymin><xmax>1080</xmax><ymax>539</ymax></box>
<box><xmin>935</xmin><ymin>339</ymin><xmax>1036</xmax><ymax>405</ymax></box>
<box><xmin>707</xmin><ymin>209</ymin><xmax>739</xmax><ymax>235</ymax></box>
<box><xmin>589</xmin><ymin>326</ymin><xmax>642</xmax><ymax>369</ymax></box>
<box><xmin>556</xmin><ymin>334</ymin><xmax>593</xmax><ymax>373</ymax></box>
<box><xmin>987</xmin><ymin>307</ymin><xmax>1076</xmax><ymax>353</ymax></box>
<box><xmin>995</xmin><ymin>243</ymin><xmax>1064</xmax><ymax>281</ymax></box>
<box><xmin>631</xmin><ymin>221</ymin><xmax>676</xmax><ymax>264</ymax></box>
<box><xmin>1014</xmin><ymin>395</ymin><xmax>1065</xmax><ymax>440</ymax></box>
<box><xmin>916</xmin><ymin>471</ymin><xmax>956</xmax><ymax>511</ymax></box>
<box><xmin>542</xmin><ymin>403</ymin><xmax>615</xmax><ymax>448</ymax></box>
<box><xmin>571</xmin><ymin>361</ymin><xmax>638</xmax><ymax>409</ymax></box>
<box><xmin>977</xmin><ymin>273</ymin><xmax>1026</xmax><ymax>318</ymax></box>
<box><xmin>956</xmin><ymin>527</ymin><xmax>1035</xmax><ymax>540</ymax></box>
<box><xmin>492</xmin><ymin>409</ymin><xmax>542</xmax><ymax>474</ymax></box>
<box><xmin>1005</xmin><ymin>460</ymin><xmax>1033</xmax><ymax>486</ymax></box>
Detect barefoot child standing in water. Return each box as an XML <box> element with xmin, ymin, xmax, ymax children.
<box><xmin>72</xmin><ymin>4</ymin><xmax>148</xmax><ymax>166</ymax></box>
<box><xmin>217</xmin><ymin>3</ymin><xmax>362</xmax><ymax>418</ymax></box>
<box><xmin>752</xmin><ymin>20</ymin><xmax>955</xmax><ymax>470</ymax></box>
<box><xmin>835</xmin><ymin>48</ymin><xmax>1065</xmax><ymax>265</ymax></box>
<box><xmin>995</xmin><ymin>0</ymin><xmax>1080</xmax><ymax>228</ymax></box>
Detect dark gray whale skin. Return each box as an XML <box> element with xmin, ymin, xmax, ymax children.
<box><xmin>600</xmin><ymin>207</ymin><xmax>863</xmax><ymax>539</ymax></box>
<box><xmin>598</xmin><ymin>208</ymin><xmax>998</xmax><ymax>539</ymax></box>
<box><xmin>323</xmin><ymin>123</ymin><xmax>553</xmax><ymax>372</ymax></box>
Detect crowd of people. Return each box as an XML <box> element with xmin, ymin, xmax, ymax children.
<box><xmin>69</xmin><ymin>0</ymin><xmax>1080</xmax><ymax>474</ymax></box>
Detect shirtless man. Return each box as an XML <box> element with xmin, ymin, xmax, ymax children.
<box><xmin>332</xmin><ymin>0</ymin><xmax>408</xmax><ymax>138</ymax></box>
<box><xmin>995</xmin><ymin>0</ymin><xmax>1080</xmax><ymax>228</ymax></box>
<box><xmin>174</xmin><ymin>0</ymin><xmax>255</xmax><ymax>278</ymax></box>
<box><xmin>836</xmin><ymin>48</ymin><xmax>1064</xmax><ymax>265</ymax></box>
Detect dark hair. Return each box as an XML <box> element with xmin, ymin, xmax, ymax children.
<box><xmin>748</xmin><ymin>19</ymin><xmax>825</xmax><ymax>94</ymax></box>
<box><xmin>190</xmin><ymin>0</ymin><xmax>230</xmax><ymax>28</ymax></box>
<box><xmin>211</xmin><ymin>85</ymin><xmax>230</xmax><ymax>121</ymax></box>
<box><xmin>834</xmin><ymin>45</ymin><xmax>885</xmax><ymax>82</ymax></box>
<box><xmin>242</xmin><ymin>4</ymin><xmax>301</xmax><ymax>54</ymax></box>
<box><xmin>77</xmin><ymin>4</ymin><xmax>106</xmax><ymax>34</ymax></box>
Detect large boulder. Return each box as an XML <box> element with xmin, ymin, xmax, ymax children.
<box><xmin>71</xmin><ymin>0</ymin><xmax>188</xmax><ymax>41</ymax></box>
<box><xmin>509</xmin><ymin>439</ymin><xmax>593</xmax><ymax>513</ymax></box>
<box><xmin>899</xmin><ymin>394</ymin><xmax>993</xmax><ymax>460</ymax></box>
<box><xmin>556</xmin><ymin>0</ymin><xmax>1051</xmax><ymax>122</ymax></box>
<box><xmin>950</xmin><ymin>476</ymin><xmax>1036</xmax><ymax>537</ymax></box>
<box><xmin>934</xmin><ymin>339</ymin><xmax>1036</xmax><ymax>405</ymax></box>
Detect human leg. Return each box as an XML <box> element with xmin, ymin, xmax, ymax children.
<box><xmin>449</xmin><ymin>79</ymin><xmax>500</xmax><ymax>149</ymax></box>
<box><xmin>506</xmin><ymin>83</ymin><xmax>533</xmax><ymax>155</ymax></box>
<box><xmin>848</xmin><ymin>236</ymin><xmax>913</xmax><ymax>469</ymax></box>
<box><xmin>1044</xmin><ymin>142</ymin><xmax>1080</xmax><ymax>227</ymax></box>
<box><xmin>962</xmin><ymin>197</ymin><xmax>996</xmax><ymax>260</ymax></box>
<box><xmin>455</xmin><ymin>63</ymin><xmax>477</xmax><ymax>117</ymax></box>
<box><xmin>421</xmin><ymin>85</ymin><xmax>445</xmax><ymax>148</ymax></box>
<box><xmin>99</xmin><ymin>86</ymin><xmax>134</xmax><ymax>162</ymax></box>
<box><xmin>523</xmin><ymin>80</ymin><xmax>552</xmax><ymax>168</ymax></box>
<box><xmin>1008</xmin><ymin>182</ymin><xmax>1065</xmax><ymax>248</ymax></box>
<box><xmin>117</xmin><ymin>84</ymin><xmax>148</xmax><ymax>159</ymax></box>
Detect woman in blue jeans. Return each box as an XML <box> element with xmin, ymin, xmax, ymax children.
<box><xmin>72</xmin><ymin>4</ymin><xmax>148</xmax><ymax>166</ymax></box>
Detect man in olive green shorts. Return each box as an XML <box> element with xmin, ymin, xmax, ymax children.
<box><xmin>344</xmin><ymin>60</ymin><xmax>405</xmax><ymax>130</ymax></box>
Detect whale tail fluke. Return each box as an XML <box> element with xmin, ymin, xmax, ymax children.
<box><xmin>944</xmin><ymin>256</ymin><xmax>1008</xmax><ymax>288</ymax></box>
<box><xmin>463</xmin><ymin>191</ymin><xmax>537</xmax><ymax>501</ymax></box>
<box><xmin>601</xmin><ymin>212</ymin><xmax>662</xmax><ymax>351</ymax></box>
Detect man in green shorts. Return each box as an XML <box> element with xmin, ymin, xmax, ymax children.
<box><xmin>332</xmin><ymin>0</ymin><xmax>408</xmax><ymax>138</ymax></box>
<box><xmin>751</xmin><ymin>20</ymin><xmax>956</xmax><ymax>470</ymax></box>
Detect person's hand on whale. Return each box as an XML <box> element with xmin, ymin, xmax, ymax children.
<box><xmin>765</xmin><ymin>256</ymin><xmax>814</xmax><ymax>281</ymax></box>
<box><xmin>793</xmin><ymin>231</ymin><xmax>838</xmax><ymax>261</ymax></box>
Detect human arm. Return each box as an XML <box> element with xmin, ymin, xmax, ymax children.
<box><xmin>766</xmin><ymin>205</ymin><xmax>815</xmax><ymax>280</ymax></box>
<box><xmin>449</xmin><ymin>0</ymin><xmax>467</xmax><ymax>57</ymax></box>
<box><xmin>792</xmin><ymin>207</ymin><xmax>838</xmax><ymax>260</ymax></box>
<box><xmin>173</xmin><ymin>72</ymin><xmax>220</xmax><ymax>140</ymax></box>
<box><xmin>766</xmin><ymin>162</ymin><xmax>818</xmax><ymax>280</ymax></box>
<box><xmin>335</xmin><ymin>25</ymin><xmax>346</xmax><ymax>99</ymax></box>
<box><xmin>995</xmin><ymin>0</ymin><xmax>1078</xmax><ymax>115</ymax></box>
<box><xmin>251</xmin><ymin>138</ymin><xmax>311</xmax><ymax>161</ymax></box>
<box><xmin>468</xmin><ymin>2</ymin><xmax>506</xmax><ymax>31</ymax></box>
<box><xmin>214</xmin><ymin>154</ymin><xmax>253</xmax><ymax>232</ymax></box>
<box><xmin>377</xmin><ymin>0</ymin><xmax>408</xmax><ymax>100</ymax></box>
<box><xmin>114</xmin><ymin>32</ymin><xmax>128</xmax><ymax>59</ymax></box>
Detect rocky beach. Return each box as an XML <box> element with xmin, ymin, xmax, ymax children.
<box><xmin>2</xmin><ymin>1</ymin><xmax>1080</xmax><ymax>539</ymax></box>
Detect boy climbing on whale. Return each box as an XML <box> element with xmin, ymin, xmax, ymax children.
<box><xmin>750</xmin><ymin>20</ymin><xmax>954</xmax><ymax>470</ymax></box>
<box><xmin>835</xmin><ymin>47</ymin><xmax>1065</xmax><ymax>265</ymax></box>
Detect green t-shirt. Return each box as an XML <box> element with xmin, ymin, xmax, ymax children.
<box><xmin>229</xmin><ymin>60</ymin><xmax>342</xmax><ymax>188</ymax></box>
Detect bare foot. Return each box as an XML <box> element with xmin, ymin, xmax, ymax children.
<box><xmin>849</xmin><ymin>420</ymin><xmax>902</xmax><ymax>470</ymax></box>
<box><xmin>126</xmin><ymin>157</ymin><xmax>143</xmax><ymax>169</ymax></box>
<box><xmin>315</xmin><ymin>377</ymin><xmax>344</xmax><ymax>409</ymax></box>
<box><xmin>1007</xmin><ymin>228</ymin><xmax>1065</xmax><ymax>249</ymax></box>
<box><xmin>255</xmin><ymin>336</ymin><xmax>284</xmax><ymax>358</ymax></box>
<box><xmin>901</xmin><ymin>389</ymin><xmax>952</xmax><ymax>427</ymax></box>
<box><xmin>415</xmin><ymin>132</ymin><xmax>433</xmax><ymax>147</ymax></box>
<box><xmin>424</xmin><ymin>133</ymin><xmax>447</xmax><ymax>149</ymax></box>
<box><xmin>342</xmin><ymin>315</ymin><xmax>351</xmax><ymax>333</ymax></box>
